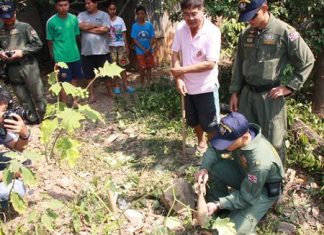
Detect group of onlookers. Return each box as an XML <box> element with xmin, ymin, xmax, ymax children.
<box><xmin>47</xmin><ymin>0</ymin><xmax>155</xmax><ymax>105</ymax></box>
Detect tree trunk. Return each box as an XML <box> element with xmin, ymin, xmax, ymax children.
<box><xmin>312</xmin><ymin>50</ymin><xmax>324</xmax><ymax>118</ymax></box>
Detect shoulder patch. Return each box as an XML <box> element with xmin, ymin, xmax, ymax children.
<box><xmin>31</xmin><ymin>29</ymin><xmax>37</xmax><ymax>36</ymax></box>
<box><xmin>248</xmin><ymin>174</ymin><xmax>257</xmax><ymax>183</ymax></box>
<box><xmin>288</xmin><ymin>31</ymin><xmax>300</xmax><ymax>42</ymax></box>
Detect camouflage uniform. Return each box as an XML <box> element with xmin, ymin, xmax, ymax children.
<box><xmin>230</xmin><ymin>13</ymin><xmax>315</xmax><ymax>164</ymax></box>
<box><xmin>0</xmin><ymin>21</ymin><xmax>46</xmax><ymax>122</ymax></box>
<box><xmin>201</xmin><ymin>124</ymin><xmax>284</xmax><ymax>234</ymax></box>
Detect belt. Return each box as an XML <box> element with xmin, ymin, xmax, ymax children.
<box><xmin>246</xmin><ymin>81</ymin><xmax>280</xmax><ymax>93</ymax></box>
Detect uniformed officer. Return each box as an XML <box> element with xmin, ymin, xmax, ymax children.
<box><xmin>0</xmin><ymin>1</ymin><xmax>46</xmax><ymax>124</ymax></box>
<box><xmin>229</xmin><ymin>0</ymin><xmax>315</xmax><ymax>165</ymax></box>
<box><xmin>195</xmin><ymin>112</ymin><xmax>284</xmax><ymax>234</ymax></box>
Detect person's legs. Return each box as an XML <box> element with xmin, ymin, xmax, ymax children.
<box><xmin>81</xmin><ymin>55</ymin><xmax>97</xmax><ymax>103</ymax></box>
<box><xmin>0</xmin><ymin>180</ymin><xmax>26</xmax><ymax>208</ymax></box>
<box><xmin>228</xmin><ymin>192</ymin><xmax>278</xmax><ymax>234</ymax></box>
<box><xmin>145</xmin><ymin>53</ymin><xmax>155</xmax><ymax>85</ymax></box>
<box><xmin>136</xmin><ymin>55</ymin><xmax>147</xmax><ymax>87</ymax></box>
<box><xmin>58</xmin><ymin>63</ymin><xmax>73</xmax><ymax>105</ymax></box>
<box><xmin>206</xmin><ymin>158</ymin><xmax>244</xmax><ymax>202</ymax></box>
<box><xmin>193</xmin><ymin>124</ymin><xmax>207</xmax><ymax>150</ymax></box>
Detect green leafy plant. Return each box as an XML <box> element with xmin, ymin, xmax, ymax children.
<box><xmin>41</xmin><ymin>61</ymin><xmax>124</xmax><ymax>167</ymax></box>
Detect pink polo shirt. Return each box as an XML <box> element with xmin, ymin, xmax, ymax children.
<box><xmin>172</xmin><ymin>19</ymin><xmax>221</xmax><ymax>95</ymax></box>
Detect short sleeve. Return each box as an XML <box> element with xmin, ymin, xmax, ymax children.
<box><xmin>77</xmin><ymin>12</ymin><xmax>84</xmax><ymax>23</ymax></box>
<box><xmin>131</xmin><ymin>23</ymin><xmax>136</xmax><ymax>39</ymax></box>
<box><xmin>102</xmin><ymin>12</ymin><xmax>111</xmax><ymax>28</ymax></box>
<box><xmin>206</xmin><ymin>26</ymin><xmax>221</xmax><ymax>62</ymax></box>
<box><xmin>74</xmin><ymin>16</ymin><xmax>80</xmax><ymax>35</ymax></box>
<box><xmin>171</xmin><ymin>27</ymin><xmax>181</xmax><ymax>53</ymax></box>
<box><xmin>121</xmin><ymin>17</ymin><xmax>127</xmax><ymax>32</ymax></box>
<box><xmin>46</xmin><ymin>19</ymin><xmax>53</xmax><ymax>41</ymax></box>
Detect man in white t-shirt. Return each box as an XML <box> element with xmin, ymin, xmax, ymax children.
<box><xmin>171</xmin><ymin>0</ymin><xmax>221</xmax><ymax>154</ymax></box>
<box><xmin>78</xmin><ymin>0</ymin><xmax>111</xmax><ymax>103</ymax></box>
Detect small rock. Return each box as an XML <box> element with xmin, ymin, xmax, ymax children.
<box><xmin>117</xmin><ymin>197</ymin><xmax>128</xmax><ymax>210</ymax></box>
<box><xmin>311</xmin><ymin>206</ymin><xmax>320</xmax><ymax>218</ymax></box>
<box><xmin>124</xmin><ymin>209</ymin><xmax>144</xmax><ymax>225</ymax></box>
<box><xmin>160</xmin><ymin>178</ymin><xmax>195</xmax><ymax>214</ymax></box>
<box><xmin>277</xmin><ymin>222</ymin><xmax>296</xmax><ymax>234</ymax></box>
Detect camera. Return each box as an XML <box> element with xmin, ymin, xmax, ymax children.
<box><xmin>5</xmin><ymin>51</ymin><xmax>14</xmax><ymax>58</ymax></box>
<box><xmin>3</xmin><ymin>106</ymin><xmax>33</xmax><ymax>123</ymax></box>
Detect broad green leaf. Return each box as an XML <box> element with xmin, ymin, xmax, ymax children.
<box><xmin>49</xmin><ymin>83</ymin><xmax>62</xmax><ymax>96</ymax></box>
<box><xmin>62</xmin><ymin>82</ymin><xmax>78</xmax><ymax>96</ymax></box>
<box><xmin>48</xmin><ymin>72</ymin><xmax>57</xmax><ymax>85</ymax></box>
<box><xmin>94</xmin><ymin>61</ymin><xmax>124</xmax><ymax>78</ymax></box>
<box><xmin>44</xmin><ymin>103</ymin><xmax>57</xmax><ymax>119</ymax></box>
<box><xmin>8</xmin><ymin>159</ymin><xmax>21</xmax><ymax>173</ymax></box>
<box><xmin>20</xmin><ymin>166</ymin><xmax>36</xmax><ymax>186</ymax></box>
<box><xmin>57</xmin><ymin>62</ymin><xmax>68</xmax><ymax>69</ymax></box>
<box><xmin>56</xmin><ymin>137</ymin><xmax>81</xmax><ymax>167</ymax></box>
<box><xmin>57</xmin><ymin>109</ymin><xmax>85</xmax><ymax>133</ymax></box>
<box><xmin>164</xmin><ymin>216</ymin><xmax>182</xmax><ymax>230</ymax></box>
<box><xmin>10</xmin><ymin>192</ymin><xmax>27</xmax><ymax>214</ymax></box>
<box><xmin>211</xmin><ymin>217</ymin><xmax>236</xmax><ymax>235</ymax></box>
<box><xmin>48</xmin><ymin>199</ymin><xmax>64</xmax><ymax>210</ymax></box>
<box><xmin>46</xmin><ymin>209</ymin><xmax>59</xmax><ymax>219</ymax></box>
<box><xmin>40</xmin><ymin>118</ymin><xmax>59</xmax><ymax>144</ymax></box>
<box><xmin>28</xmin><ymin>210</ymin><xmax>38</xmax><ymax>222</ymax></box>
<box><xmin>72</xmin><ymin>211</ymin><xmax>81</xmax><ymax>233</ymax></box>
<box><xmin>22</xmin><ymin>150</ymin><xmax>43</xmax><ymax>162</ymax></box>
<box><xmin>2</xmin><ymin>169</ymin><xmax>13</xmax><ymax>186</ymax></box>
<box><xmin>41</xmin><ymin>213</ymin><xmax>54</xmax><ymax>232</ymax></box>
<box><xmin>3</xmin><ymin>151</ymin><xmax>21</xmax><ymax>160</ymax></box>
<box><xmin>79</xmin><ymin>104</ymin><xmax>104</xmax><ymax>123</ymax></box>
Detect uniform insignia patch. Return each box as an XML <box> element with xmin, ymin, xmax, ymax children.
<box><xmin>219</xmin><ymin>122</ymin><xmax>232</xmax><ymax>135</ymax></box>
<box><xmin>31</xmin><ymin>29</ymin><xmax>37</xmax><ymax>36</ymax></box>
<box><xmin>248</xmin><ymin>174</ymin><xmax>257</xmax><ymax>183</ymax></box>
<box><xmin>240</xmin><ymin>155</ymin><xmax>248</xmax><ymax>168</ymax></box>
<box><xmin>10</xmin><ymin>29</ymin><xmax>19</xmax><ymax>35</ymax></box>
<box><xmin>288</xmin><ymin>31</ymin><xmax>300</xmax><ymax>41</ymax></box>
<box><xmin>246</xmin><ymin>37</ymin><xmax>254</xmax><ymax>43</ymax></box>
<box><xmin>263</xmin><ymin>34</ymin><xmax>277</xmax><ymax>45</ymax></box>
<box><xmin>238</xmin><ymin>0</ymin><xmax>251</xmax><ymax>12</ymax></box>
<box><xmin>243</xmin><ymin>43</ymin><xmax>254</xmax><ymax>48</ymax></box>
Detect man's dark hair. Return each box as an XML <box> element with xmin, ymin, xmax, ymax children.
<box><xmin>135</xmin><ymin>5</ymin><xmax>146</xmax><ymax>14</ymax></box>
<box><xmin>55</xmin><ymin>0</ymin><xmax>70</xmax><ymax>4</ymax></box>
<box><xmin>180</xmin><ymin>0</ymin><xmax>204</xmax><ymax>10</ymax></box>
<box><xmin>84</xmin><ymin>0</ymin><xmax>97</xmax><ymax>3</ymax></box>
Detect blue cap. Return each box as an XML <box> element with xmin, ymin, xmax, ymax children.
<box><xmin>0</xmin><ymin>1</ymin><xmax>15</xmax><ymax>19</ymax></box>
<box><xmin>238</xmin><ymin>0</ymin><xmax>265</xmax><ymax>22</ymax></box>
<box><xmin>210</xmin><ymin>112</ymin><xmax>249</xmax><ymax>150</ymax></box>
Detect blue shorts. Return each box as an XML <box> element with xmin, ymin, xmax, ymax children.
<box><xmin>185</xmin><ymin>88</ymin><xmax>220</xmax><ymax>132</ymax></box>
<box><xmin>58</xmin><ymin>60</ymin><xmax>84</xmax><ymax>82</ymax></box>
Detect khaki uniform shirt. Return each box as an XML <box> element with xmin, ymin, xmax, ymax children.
<box><xmin>230</xmin><ymin>13</ymin><xmax>315</xmax><ymax>93</ymax></box>
<box><xmin>201</xmin><ymin>124</ymin><xmax>284</xmax><ymax>210</ymax></box>
<box><xmin>0</xmin><ymin>21</ymin><xmax>42</xmax><ymax>58</ymax></box>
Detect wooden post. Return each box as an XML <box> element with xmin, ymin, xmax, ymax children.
<box><xmin>181</xmin><ymin>95</ymin><xmax>186</xmax><ymax>157</ymax></box>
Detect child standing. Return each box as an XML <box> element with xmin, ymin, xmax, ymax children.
<box><xmin>107</xmin><ymin>2</ymin><xmax>135</xmax><ymax>95</ymax></box>
<box><xmin>131</xmin><ymin>5</ymin><xmax>155</xmax><ymax>87</ymax></box>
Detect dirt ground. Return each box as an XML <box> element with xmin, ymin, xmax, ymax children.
<box><xmin>1</xmin><ymin>67</ymin><xmax>323</xmax><ymax>235</ymax></box>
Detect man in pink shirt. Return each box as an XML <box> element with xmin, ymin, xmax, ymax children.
<box><xmin>171</xmin><ymin>0</ymin><xmax>221</xmax><ymax>153</ymax></box>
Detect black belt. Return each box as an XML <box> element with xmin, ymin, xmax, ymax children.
<box><xmin>246</xmin><ymin>81</ymin><xmax>280</xmax><ymax>93</ymax></box>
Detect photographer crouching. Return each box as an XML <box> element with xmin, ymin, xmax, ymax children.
<box><xmin>0</xmin><ymin>86</ymin><xmax>30</xmax><ymax>208</ymax></box>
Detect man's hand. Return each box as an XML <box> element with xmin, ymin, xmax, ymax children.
<box><xmin>268</xmin><ymin>86</ymin><xmax>292</xmax><ymax>99</ymax></box>
<box><xmin>175</xmin><ymin>78</ymin><xmax>187</xmax><ymax>96</ymax></box>
<box><xmin>206</xmin><ymin>201</ymin><xmax>221</xmax><ymax>216</ymax></box>
<box><xmin>4</xmin><ymin>113</ymin><xmax>28</xmax><ymax>137</ymax></box>
<box><xmin>194</xmin><ymin>168</ymin><xmax>209</xmax><ymax>184</ymax></box>
<box><xmin>0</xmin><ymin>51</ymin><xmax>10</xmax><ymax>61</ymax></box>
<box><xmin>229</xmin><ymin>92</ymin><xmax>239</xmax><ymax>112</ymax></box>
<box><xmin>171</xmin><ymin>67</ymin><xmax>185</xmax><ymax>77</ymax></box>
<box><xmin>11</xmin><ymin>50</ymin><xmax>24</xmax><ymax>60</ymax></box>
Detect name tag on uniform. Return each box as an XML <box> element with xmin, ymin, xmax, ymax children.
<box><xmin>10</xmin><ymin>28</ymin><xmax>19</xmax><ymax>35</ymax></box>
<box><xmin>263</xmin><ymin>34</ymin><xmax>278</xmax><ymax>45</ymax></box>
